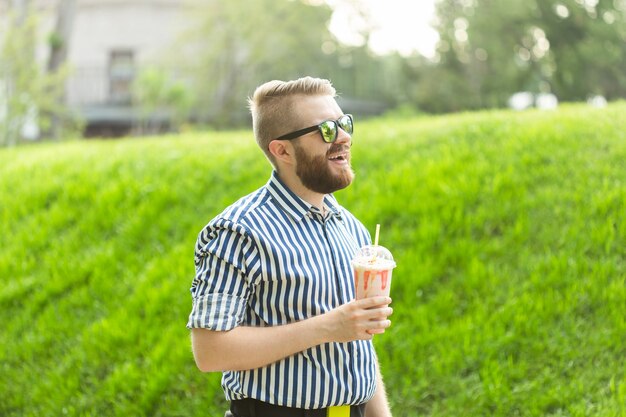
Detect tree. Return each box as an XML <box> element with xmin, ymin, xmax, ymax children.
<box><xmin>0</xmin><ymin>8</ymin><xmax>76</xmax><ymax>146</ymax></box>
<box><xmin>132</xmin><ymin>67</ymin><xmax>194</xmax><ymax>135</ymax></box>
<box><xmin>47</xmin><ymin>0</ymin><xmax>77</xmax><ymax>139</ymax></box>
<box><xmin>47</xmin><ymin>0</ymin><xmax>76</xmax><ymax>73</ymax></box>
<box><xmin>171</xmin><ymin>0</ymin><xmax>340</xmax><ymax>127</ymax></box>
<box><xmin>0</xmin><ymin>1</ymin><xmax>82</xmax><ymax>147</ymax></box>
<box><xmin>415</xmin><ymin>0</ymin><xmax>626</xmax><ymax>112</ymax></box>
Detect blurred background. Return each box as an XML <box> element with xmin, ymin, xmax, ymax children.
<box><xmin>2</xmin><ymin>2</ymin><xmax>625</xmax><ymax>416</ymax></box>
<box><xmin>1</xmin><ymin>0</ymin><xmax>625</xmax><ymax>145</ymax></box>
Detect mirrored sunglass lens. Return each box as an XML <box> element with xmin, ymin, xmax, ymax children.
<box><xmin>319</xmin><ymin>121</ymin><xmax>337</xmax><ymax>142</ymax></box>
<box><xmin>339</xmin><ymin>115</ymin><xmax>353</xmax><ymax>134</ymax></box>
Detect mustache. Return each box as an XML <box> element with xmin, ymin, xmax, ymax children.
<box><xmin>327</xmin><ymin>144</ymin><xmax>351</xmax><ymax>156</ymax></box>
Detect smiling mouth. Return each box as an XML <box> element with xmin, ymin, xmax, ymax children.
<box><xmin>328</xmin><ymin>152</ymin><xmax>349</xmax><ymax>162</ymax></box>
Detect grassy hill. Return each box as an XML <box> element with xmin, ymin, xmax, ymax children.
<box><xmin>1</xmin><ymin>103</ymin><xmax>625</xmax><ymax>416</ymax></box>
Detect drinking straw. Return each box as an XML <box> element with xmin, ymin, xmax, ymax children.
<box><xmin>374</xmin><ymin>224</ymin><xmax>380</xmax><ymax>246</ymax></box>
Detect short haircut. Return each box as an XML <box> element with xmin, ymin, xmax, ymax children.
<box><xmin>248</xmin><ymin>76</ymin><xmax>336</xmax><ymax>166</ymax></box>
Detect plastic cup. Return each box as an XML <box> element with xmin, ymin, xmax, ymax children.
<box><xmin>351</xmin><ymin>245</ymin><xmax>396</xmax><ymax>300</ymax></box>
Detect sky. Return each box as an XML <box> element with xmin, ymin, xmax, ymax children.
<box><xmin>326</xmin><ymin>0</ymin><xmax>440</xmax><ymax>58</ymax></box>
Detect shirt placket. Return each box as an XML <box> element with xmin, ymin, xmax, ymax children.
<box><xmin>319</xmin><ymin>213</ymin><xmax>361</xmax><ymax>387</ymax></box>
<box><xmin>319</xmin><ymin>214</ymin><xmax>348</xmax><ymax>306</ymax></box>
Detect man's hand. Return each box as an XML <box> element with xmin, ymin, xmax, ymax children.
<box><xmin>318</xmin><ymin>296</ymin><xmax>393</xmax><ymax>343</ymax></box>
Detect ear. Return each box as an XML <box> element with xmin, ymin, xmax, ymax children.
<box><xmin>268</xmin><ymin>140</ymin><xmax>295</xmax><ymax>166</ymax></box>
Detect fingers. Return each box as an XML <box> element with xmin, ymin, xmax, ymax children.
<box><xmin>363</xmin><ymin>306</ymin><xmax>393</xmax><ymax>320</ymax></box>
<box><xmin>354</xmin><ymin>299</ymin><xmax>393</xmax><ymax>338</ymax></box>
<box><xmin>368</xmin><ymin>319</ymin><xmax>391</xmax><ymax>331</ymax></box>
<box><xmin>362</xmin><ymin>305</ymin><xmax>392</xmax><ymax>337</ymax></box>
<box><xmin>326</xmin><ymin>297</ymin><xmax>394</xmax><ymax>342</ymax></box>
<box><xmin>364</xmin><ymin>319</ymin><xmax>391</xmax><ymax>336</ymax></box>
<box><xmin>354</xmin><ymin>296</ymin><xmax>392</xmax><ymax>308</ymax></box>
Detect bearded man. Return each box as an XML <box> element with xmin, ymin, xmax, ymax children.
<box><xmin>187</xmin><ymin>77</ymin><xmax>394</xmax><ymax>417</ymax></box>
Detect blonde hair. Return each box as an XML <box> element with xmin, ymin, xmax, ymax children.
<box><xmin>248</xmin><ymin>76</ymin><xmax>336</xmax><ymax>165</ymax></box>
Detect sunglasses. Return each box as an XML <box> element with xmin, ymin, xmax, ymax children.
<box><xmin>276</xmin><ymin>114</ymin><xmax>354</xmax><ymax>143</ymax></box>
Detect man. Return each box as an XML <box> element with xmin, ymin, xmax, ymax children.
<box><xmin>187</xmin><ymin>76</ymin><xmax>394</xmax><ymax>417</ymax></box>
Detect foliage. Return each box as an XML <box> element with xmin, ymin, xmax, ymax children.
<box><xmin>171</xmin><ymin>0</ymin><xmax>336</xmax><ymax>127</ymax></box>
<box><xmin>0</xmin><ymin>11</ymin><xmax>80</xmax><ymax>147</ymax></box>
<box><xmin>132</xmin><ymin>67</ymin><xmax>194</xmax><ymax>134</ymax></box>
<box><xmin>1</xmin><ymin>103</ymin><xmax>625</xmax><ymax>416</ymax></box>
<box><xmin>414</xmin><ymin>0</ymin><xmax>626</xmax><ymax>112</ymax></box>
<box><xmin>168</xmin><ymin>0</ymin><xmax>408</xmax><ymax>126</ymax></box>
<box><xmin>144</xmin><ymin>0</ymin><xmax>626</xmax><ymax>121</ymax></box>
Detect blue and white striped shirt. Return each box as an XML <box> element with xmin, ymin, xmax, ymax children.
<box><xmin>187</xmin><ymin>171</ymin><xmax>376</xmax><ymax>409</ymax></box>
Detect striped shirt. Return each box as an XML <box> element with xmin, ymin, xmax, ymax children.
<box><xmin>187</xmin><ymin>171</ymin><xmax>376</xmax><ymax>409</ymax></box>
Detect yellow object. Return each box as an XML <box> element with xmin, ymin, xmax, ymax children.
<box><xmin>327</xmin><ymin>405</ymin><xmax>351</xmax><ymax>417</ymax></box>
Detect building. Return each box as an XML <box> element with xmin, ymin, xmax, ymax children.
<box><xmin>0</xmin><ymin>0</ymin><xmax>191</xmax><ymax>136</ymax></box>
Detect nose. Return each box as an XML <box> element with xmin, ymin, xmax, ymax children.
<box><xmin>335</xmin><ymin>125</ymin><xmax>351</xmax><ymax>146</ymax></box>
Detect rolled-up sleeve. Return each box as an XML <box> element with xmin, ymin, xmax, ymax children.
<box><xmin>186</xmin><ymin>219</ymin><xmax>258</xmax><ymax>331</ymax></box>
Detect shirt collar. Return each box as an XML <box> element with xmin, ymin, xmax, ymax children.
<box><xmin>266</xmin><ymin>171</ymin><xmax>342</xmax><ymax>222</ymax></box>
<box><xmin>323</xmin><ymin>194</ymin><xmax>342</xmax><ymax>219</ymax></box>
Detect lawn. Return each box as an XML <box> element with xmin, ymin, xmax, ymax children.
<box><xmin>0</xmin><ymin>103</ymin><xmax>624</xmax><ymax>416</ymax></box>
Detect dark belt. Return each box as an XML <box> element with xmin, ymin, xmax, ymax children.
<box><xmin>230</xmin><ymin>398</ymin><xmax>367</xmax><ymax>417</ymax></box>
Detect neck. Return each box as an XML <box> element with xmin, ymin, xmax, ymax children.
<box><xmin>275</xmin><ymin>170</ymin><xmax>325</xmax><ymax>210</ymax></box>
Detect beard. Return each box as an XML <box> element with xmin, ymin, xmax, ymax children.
<box><xmin>293</xmin><ymin>143</ymin><xmax>355</xmax><ymax>194</ymax></box>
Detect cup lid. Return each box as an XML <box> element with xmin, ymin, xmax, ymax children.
<box><xmin>352</xmin><ymin>245</ymin><xmax>396</xmax><ymax>267</ymax></box>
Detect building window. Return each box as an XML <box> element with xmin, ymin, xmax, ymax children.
<box><xmin>108</xmin><ymin>50</ymin><xmax>134</xmax><ymax>104</ymax></box>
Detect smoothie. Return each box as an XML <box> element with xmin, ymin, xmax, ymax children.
<box><xmin>351</xmin><ymin>245</ymin><xmax>396</xmax><ymax>299</ymax></box>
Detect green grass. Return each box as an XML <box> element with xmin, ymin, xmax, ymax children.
<box><xmin>1</xmin><ymin>103</ymin><xmax>625</xmax><ymax>416</ymax></box>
